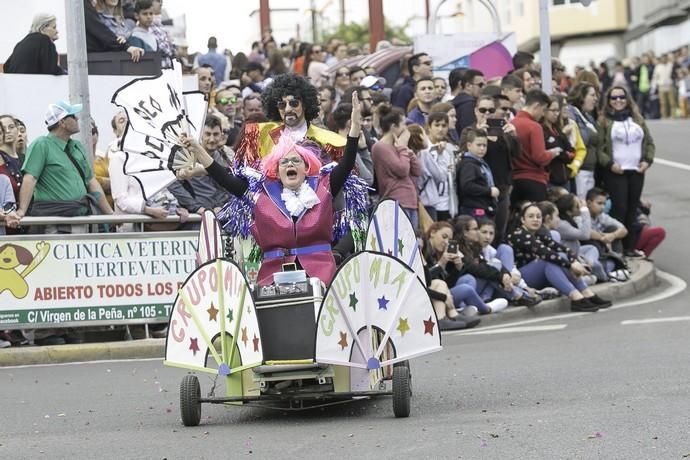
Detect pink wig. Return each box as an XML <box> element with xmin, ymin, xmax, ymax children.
<box><xmin>260</xmin><ymin>135</ymin><xmax>323</xmax><ymax>180</ymax></box>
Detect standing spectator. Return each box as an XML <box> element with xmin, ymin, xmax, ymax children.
<box><xmin>500</xmin><ymin>75</ymin><xmax>524</xmax><ymax>115</ymax></box>
<box><xmin>196</xmin><ymin>65</ymin><xmax>215</xmax><ymax>96</ymax></box>
<box><xmin>242</xmin><ymin>94</ymin><xmax>264</xmax><ymax>120</ymax></box>
<box><xmin>304</xmin><ymin>44</ymin><xmax>328</xmax><ymax>87</ymax></box>
<box><xmin>452</xmin><ymin>69</ymin><xmax>486</xmax><ymax>133</ymax></box>
<box><xmin>265</xmin><ymin>49</ymin><xmax>287</xmax><ymax>78</ymax></box>
<box><xmin>15</xmin><ymin>101</ymin><xmax>113</xmax><ymax>233</ymax></box>
<box><xmin>212</xmin><ymin>87</ymin><xmax>243</xmax><ymax>144</ymax></box>
<box><xmin>512</xmin><ymin>51</ymin><xmax>535</xmax><ymax>70</ymax></box>
<box><xmin>331</xmin><ymin>103</ymin><xmax>374</xmax><ymax>187</ymax></box>
<box><xmin>409</xmin><ymin>124</ymin><xmax>443</xmax><ymax>221</ymax></box>
<box><xmin>406</xmin><ymin>78</ymin><xmax>436</xmax><ymax>125</ymax></box>
<box><xmin>425</xmin><ymin>112</ymin><xmax>457</xmax><ymax>220</ymax></box>
<box><xmin>247</xmin><ymin>41</ymin><xmax>265</xmax><ymax>64</ymax></box>
<box><xmin>433</xmin><ymin>77</ymin><xmax>448</xmax><ymax>102</ymax></box>
<box><xmin>128</xmin><ymin>0</ymin><xmax>157</xmax><ymax>52</ymax></box>
<box><xmin>566</xmin><ymin>83</ymin><xmax>600</xmax><ymax>199</ymax></box>
<box><xmin>391</xmin><ymin>53</ymin><xmax>433</xmax><ymax>111</ymax></box>
<box><xmin>3</xmin><ymin>13</ymin><xmax>64</xmax><ymax>75</ymax></box>
<box><xmin>14</xmin><ymin>119</ymin><xmax>28</xmax><ymax>157</ymax></box>
<box><xmin>148</xmin><ymin>0</ymin><xmax>175</xmax><ymax>63</ymax></box>
<box><xmin>430</xmin><ymin>101</ymin><xmax>459</xmax><ymax>143</ymax></box>
<box><xmin>652</xmin><ymin>54</ymin><xmax>676</xmax><ymax>118</ymax></box>
<box><xmin>510</xmin><ymin>90</ymin><xmax>559</xmax><ymax>203</ymax></box>
<box><xmin>318</xmin><ymin>86</ymin><xmax>336</xmax><ymax>128</ymax></box>
<box><xmin>599</xmin><ymin>86</ymin><xmax>655</xmax><ymax>256</ymax></box>
<box><xmin>0</xmin><ymin>122</ymin><xmax>19</xmax><ymax>203</ymax></box>
<box><xmin>90</xmin><ymin>120</ymin><xmax>113</xmax><ymax>209</ymax></box>
<box><xmin>634</xmin><ymin>53</ymin><xmax>654</xmax><ymax>118</ymax></box>
<box><xmin>0</xmin><ymin>115</ymin><xmax>24</xmax><ymax>194</ymax></box>
<box><xmin>542</xmin><ymin>94</ymin><xmax>575</xmax><ymax>190</ymax></box>
<box><xmin>196</xmin><ymin>36</ymin><xmax>226</xmax><ymax>86</ymax></box>
<box><xmin>371</xmin><ymin>105</ymin><xmax>422</xmax><ymax>229</ymax></box>
<box><xmin>333</xmin><ymin>66</ymin><xmax>351</xmax><ymax>104</ymax></box>
<box><xmin>0</xmin><ymin>175</ymin><xmax>19</xmax><ymax>234</ymax></box>
<box><xmin>241</xmin><ymin>62</ymin><xmax>266</xmax><ymax>97</ymax></box>
<box><xmin>456</xmin><ymin>128</ymin><xmax>498</xmax><ymax>219</ymax></box>
<box><xmin>349</xmin><ymin>66</ymin><xmax>367</xmax><ymax>87</ymax></box>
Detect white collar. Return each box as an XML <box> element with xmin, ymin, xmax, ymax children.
<box><xmin>280</xmin><ymin>181</ymin><xmax>321</xmax><ymax>216</ymax></box>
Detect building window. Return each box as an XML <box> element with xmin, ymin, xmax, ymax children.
<box><xmin>517</xmin><ymin>0</ymin><xmax>524</xmax><ymax>16</ymax></box>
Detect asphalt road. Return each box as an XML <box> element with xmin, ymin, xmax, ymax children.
<box><xmin>1</xmin><ymin>121</ymin><xmax>689</xmax><ymax>460</ymax></box>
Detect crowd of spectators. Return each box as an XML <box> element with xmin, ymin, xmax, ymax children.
<box><xmin>0</xmin><ymin>8</ymin><xmax>680</xmax><ymax>345</ymax></box>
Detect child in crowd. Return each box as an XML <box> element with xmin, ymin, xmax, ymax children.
<box><xmin>555</xmin><ymin>193</ymin><xmax>608</xmax><ymax>283</ymax></box>
<box><xmin>507</xmin><ymin>203</ymin><xmax>612</xmax><ymax>312</ymax></box>
<box><xmin>129</xmin><ymin>0</ymin><xmax>158</xmax><ymax>52</ymax></box>
<box><xmin>585</xmin><ymin>187</ymin><xmax>628</xmax><ymax>254</ymax></box>
<box><xmin>477</xmin><ymin>219</ymin><xmax>544</xmax><ymax>304</ymax></box>
<box><xmin>634</xmin><ymin>199</ymin><xmax>666</xmax><ymax>258</ymax></box>
<box><xmin>456</xmin><ymin>128</ymin><xmax>499</xmax><ymax>219</ymax></box>
<box><xmin>425</xmin><ymin>112</ymin><xmax>457</xmax><ymax>220</ymax></box>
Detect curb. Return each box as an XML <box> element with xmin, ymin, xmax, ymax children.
<box><xmin>0</xmin><ymin>261</ymin><xmax>657</xmax><ymax>367</ymax></box>
<box><xmin>474</xmin><ymin>259</ymin><xmax>656</xmax><ymax>328</ymax></box>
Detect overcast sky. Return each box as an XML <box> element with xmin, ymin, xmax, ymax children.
<box><xmin>0</xmin><ymin>0</ymin><xmax>465</xmax><ymax>59</ymax></box>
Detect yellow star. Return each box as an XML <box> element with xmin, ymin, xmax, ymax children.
<box><xmin>397</xmin><ymin>317</ymin><xmax>410</xmax><ymax>336</ymax></box>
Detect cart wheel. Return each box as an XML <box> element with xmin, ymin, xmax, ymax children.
<box><xmin>392</xmin><ymin>361</ymin><xmax>411</xmax><ymax>418</ymax></box>
<box><xmin>180</xmin><ymin>374</ymin><xmax>202</xmax><ymax>426</ymax></box>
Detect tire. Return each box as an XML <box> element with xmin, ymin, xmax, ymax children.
<box><xmin>180</xmin><ymin>374</ymin><xmax>202</xmax><ymax>426</ymax></box>
<box><xmin>392</xmin><ymin>361</ymin><xmax>411</xmax><ymax>418</ymax></box>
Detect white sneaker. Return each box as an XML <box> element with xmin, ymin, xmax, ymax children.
<box><xmin>0</xmin><ymin>339</ymin><xmax>11</xmax><ymax>349</ymax></box>
<box><xmin>583</xmin><ymin>275</ymin><xmax>597</xmax><ymax>286</ymax></box>
<box><xmin>487</xmin><ymin>298</ymin><xmax>509</xmax><ymax>313</ymax></box>
<box><xmin>461</xmin><ymin>305</ymin><xmax>479</xmax><ymax>316</ymax></box>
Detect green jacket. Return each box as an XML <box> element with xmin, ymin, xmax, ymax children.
<box><xmin>597</xmin><ymin>117</ymin><xmax>655</xmax><ymax>169</ymax></box>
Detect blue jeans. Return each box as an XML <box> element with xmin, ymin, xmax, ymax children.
<box><xmin>450</xmin><ymin>276</ymin><xmax>492</xmax><ymax>314</ymax></box>
<box><xmin>519</xmin><ymin>260</ymin><xmax>586</xmax><ymax>296</ymax></box>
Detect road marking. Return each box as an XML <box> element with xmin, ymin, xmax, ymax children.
<box><xmin>0</xmin><ymin>357</ymin><xmax>161</xmax><ymax>370</ymax></box>
<box><xmin>446</xmin><ymin>270</ymin><xmax>686</xmax><ymax>337</ymax></box>
<box><xmin>655</xmin><ymin>158</ymin><xmax>690</xmax><ymax>172</ymax></box>
<box><xmin>457</xmin><ymin>324</ymin><xmax>567</xmax><ymax>335</ymax></box>
<box><xmin>621</xmin><ymin>316</ymin><xmax>690</xmax><ymax>325</ymax></box>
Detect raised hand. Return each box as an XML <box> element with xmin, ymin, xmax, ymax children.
<box><xmin>349</xmin><ymin>91</ymin><xmax>362</xmax><ymax>137</ymax></box>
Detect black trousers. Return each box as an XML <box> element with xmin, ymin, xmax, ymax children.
<box><xmin>604</xmin><ymin>170</ymin><xmax>644</xmax><ymax>251</ymax></box>
<box><xmin>511</xmin><ymin>179</ymin><xmax>547</xmax><ymax>207</ymax></box>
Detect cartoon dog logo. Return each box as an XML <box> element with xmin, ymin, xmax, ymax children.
<box><xmin>0</xmin><ymin>241</ymin><xmax>50</xmax><ymax>299</ymax></box>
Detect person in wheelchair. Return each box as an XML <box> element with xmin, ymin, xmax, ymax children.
<box><xmin>179</xmin><ymin>90</ymin><xmax>365</xmax><ymax>286</ymax></box>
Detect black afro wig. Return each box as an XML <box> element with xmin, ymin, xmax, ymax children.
<box><xmin>262</xmin><ymin>73</ymin><xmax>320</xmax><ymax>123</ymax></box>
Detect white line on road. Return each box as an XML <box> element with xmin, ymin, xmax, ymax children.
<box><xmin>0</xmin><ymin>357</ymin><xmax>162</xmax><ymax>370</ymax></box>
<box><xmin>621</xmin><ymin>316</ymin><xmax>690</xmax><ymax>325</ymax></box>
<box><xmin>459</xmin><ymin>324</ymin><xmax>567</xmax><ymax>335</ymax></box>
<box><xmin>655</xmin><ymin>158</ymin><xmax>690</xmax><ymax>172</ymax></box>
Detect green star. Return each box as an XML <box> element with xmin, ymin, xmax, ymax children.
<box><xmin>349</xmin><ymin>292</ymin><xmax>358</xmax><ymax>311</ymax></box>
<box><xmin>398</xmin><ymin>238</ymin><xmax>405</xmax><ymax>256</ymax></box>
<box><xmin>226</xmin><ymin>308</ymin><xmax>234</xmax><ymax>323</ymax></box>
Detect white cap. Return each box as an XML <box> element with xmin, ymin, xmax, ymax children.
<box><xmin>361</xmin><ymin>75</ymin><xmax>386</xmax><ymax>90</ymax></box>
<box><xmin>45</xmin><ymin>100</ymin><xmax>82</xmax><ymax>126</ymax></box>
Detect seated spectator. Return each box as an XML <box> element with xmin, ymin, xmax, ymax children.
<box><xmin>453</xmin><ymin>215</ymin><xmax>524</xmax><ymax>307</ymax></box>
<box><xmin>3</xmin><ymin>13</ymin><xmax>64</xmax><ymax>75</ymax></box>
<box><xmin>167</xmin><ymin>116</ymin><xmax>230</xmax><ymax>215</ymax></box>
<box><xmin>477</xmin><ymin>219</ymin><xmax>541</xmax><ymax>305</ymax></box>
<box><xmin>456</xmin><ymin>128</ymin><xmax>498</xmax><ymax>219</ymax></box>
<box><xmin>554</xmin><ymin>194</ymin><xmax>607</xmax><ymax>283</ymax></box>
<box><xmin>507</xmin><ymin>203</ymin><xmax>611</xmax><ymax>312</ymax></box>
<box><xmin>585</xmin><ymin>187</ymin><xmax>628</xmax><ymax>254</ymax></box>
<box><xmin>94</xmin><ymin>0</ymin><xmax>132</xmax><ymax>43</ymax></box>
<box><xmin>84</xmin><ymin>0</ymin><xmax>143</xmax><ymax>62</ymax></box>
<box><xmin>423</xmin><ymin>221</ymin><xmax>509</xmax><ymax>316</ymax></box>
<box><xmin>371</xmin><ymin>104</ymin><xmax>421</xmax><ymax>229</ymax></box>
<box><xmin>424</xmin><ymin>112</ymin><xmax>457</xmax><ymax>220</ymax></box>
<box><xmin>129</xmin><ymin>0</ymin><xmax>158</xmax><ymax>52</ymax></box>
<box><xmin>635</xmin><ymin>198</ymin><xmax>666</xmax><ymax>258</ymax></box>
<box><xmin>406</xmin><ymin>78</ymin><xmax>436</xmax><ymax>126</ymax></box>
<box><xmin>13</xmin><ymin>101</ymin><xmax>113</xmax><ymax>234</ymax></box>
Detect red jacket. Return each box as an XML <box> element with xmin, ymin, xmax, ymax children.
<box><xmin>511</xmin><ymin>111</ymin><xmax>553</xmax><ymax>184</ymax></box>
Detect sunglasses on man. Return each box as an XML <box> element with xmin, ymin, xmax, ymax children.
<box><xmin>277</xmin><ymin>100</ymin><xmax>301</xmax><ymax>110</ymax></box>
<box><xmin>217</xmin><ymin>96</ymin><xmax>238</xmax><ymax>105</ymax></box>
<box><xmin>477</xmin><ymin>107</ymin><xmax>496</xmax><ymax>114</ymax></box>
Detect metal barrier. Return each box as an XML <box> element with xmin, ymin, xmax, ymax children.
<box><xmin>0</xmin><ymin>214</ymin><xmax>206</xmax><ymax>335</ymax></box>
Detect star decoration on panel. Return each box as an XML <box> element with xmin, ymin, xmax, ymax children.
<box><xmin>398</xmin><ymin>238</ymin><xmax>405</xmax><ymax>256</ymax></box>
<box><xmin>377</xmin><ymin>295</ymin><xmax>389</xmax><ymax>311</ymax></box>
<box><xmin>338</xmin><ymin>331</ymin><xmax>348</xmax><ymax>350</ymax></box>
<box><xmin>397</xmin><ymin>317</ymin><xmax>410</xmax><ymax>336</ymax></box>
<box><xmin>349</xmin><ymin>292</ymin><xmax>358</xmax><ymax>311</ymax></box>
<box><xmin>252</xmin><ymin>334</ymin><xmax>260</xmax><ymax>352</ymax></box>
<box><xmin>423</xmin><ymin>316</ymin><xmax>436</xmax><ymax>335</ymax></box>
<box><xmin>189</xmin><ymin>337</ymin><xmax>200</xmax><ymax>356</ymax></box>
<box><xmin>207</xmin><ymin>302</ymin><xmax>219</xmax><ymax>322</ymax></box>
<box><xmin>226</xmin><ymin>308</ymin><xmax>234</xmax><ymax>323</ymax></box>
<box><xmin>369</xmin><ymin>233</ymin><xmax>377</xmax><ymax>251</ymax></box>
<box><xmin>241</xmin><ymin>326</ymin><xmax>248</xmax><ymax>347</ymax></box>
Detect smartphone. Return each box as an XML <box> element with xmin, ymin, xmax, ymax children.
<box><xmin>487</xmin><ymin>118</ymin><xmax>505</xmax><ymax>136</ymax></box>
<box><xmin>446</xmin><ymin>240</ymin><xmax>459</xmax><ymax>254</ymax></box>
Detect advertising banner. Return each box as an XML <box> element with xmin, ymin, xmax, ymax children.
<box><xmin>0</xmin><ymin>232</ymin><xmax>197</xmax><ymax>328</ymax></box>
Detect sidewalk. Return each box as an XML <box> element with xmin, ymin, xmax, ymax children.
<box><xmin>0</xmin><ymin>260</ymin><xmax>657</xmax><ymax>367</ymax></box>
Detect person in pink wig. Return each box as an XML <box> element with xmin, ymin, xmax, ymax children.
<box><xmin>179</xmin><ymin>94</ymin><xmax>365</xmax><ymax>286</ymax></box>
